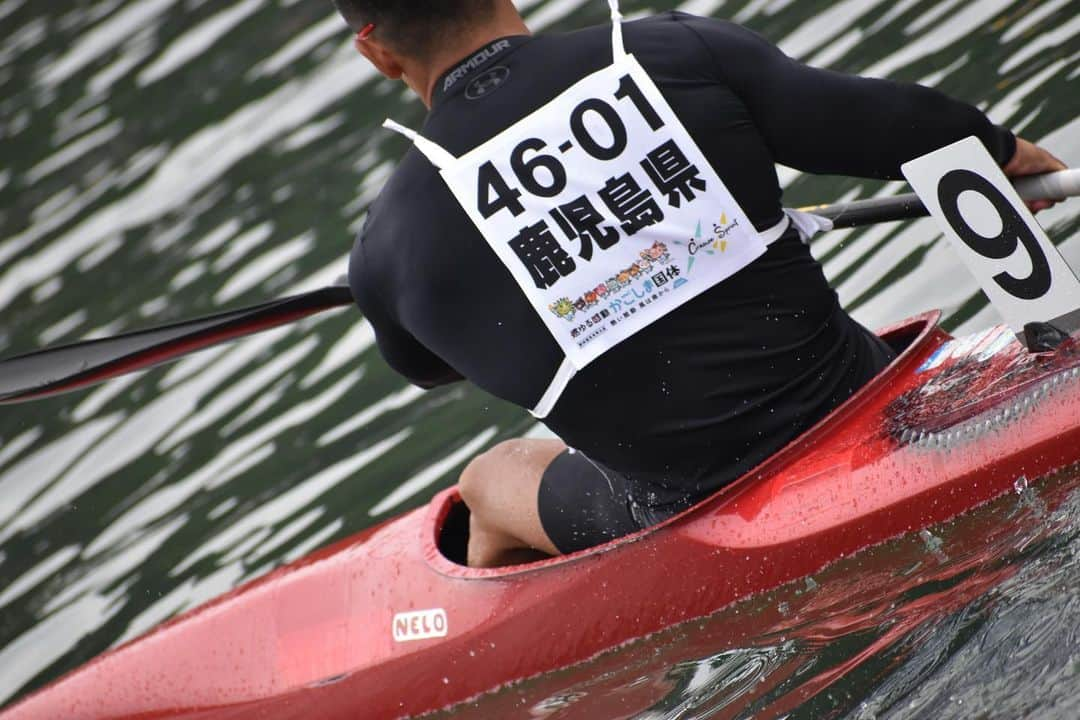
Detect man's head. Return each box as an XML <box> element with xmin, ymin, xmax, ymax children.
<box><xmin>331</xmin><ymin>1</ymin><xmax>498</xmax><ymax>61</ymax></box>
<box><xmin>333</xmin><ymin>0</ymin><xmax>525</xmax><ymax>107</ymax></box>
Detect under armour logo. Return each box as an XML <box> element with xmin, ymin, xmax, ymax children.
<box><xmin>466</xmin><ymin>66</ymin><xmax>510</xmax><ymax>100</ymax></box>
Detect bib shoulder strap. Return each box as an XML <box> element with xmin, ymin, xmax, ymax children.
<box><xmin>783</xmin><ymin>209</ymin><xmax>833</xmax><ymax>243</ymax></box>
<box><xmin>608</xmin><ymin>0</ymin><xmax>625</xmax><ymax>61</ymax></box>
<box><xmin>757</xmin><ymin>210</ymin><xmax>835</xmax><ymax>246</ymax></box>
<box><xmin>531</xmin><ymin>356</ymin><xmax>577</xmax><ymax>418</ymax></box>
<box><xmin>382</xmin><ymin>119</ymin><xmax>457</xmax><ymax>170</ymax></box>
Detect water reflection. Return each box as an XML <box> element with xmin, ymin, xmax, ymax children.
<box><xmin>0</xmin><ymin>0</ymin><xmax>1078</xmax><ymax>711</ymax></box>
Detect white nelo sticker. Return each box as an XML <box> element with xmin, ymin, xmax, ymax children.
<box><xmin>392</xmin><ymin>609</ymin><xmax>448</xmax><ymax>642</ymax></box>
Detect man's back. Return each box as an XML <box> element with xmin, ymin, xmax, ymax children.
<box><xmin>351</xmin><ymin>12</ymin><xmax>1011</xmax><ymax>497</ymax></box>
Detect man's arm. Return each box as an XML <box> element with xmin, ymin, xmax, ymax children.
<box><xmin>349</xmin><ymin>251</ymin><xmax>464</xmax><ymax>390</ymax></box>
<box><xmin>675</xmin><ymin>15</ymin><xmax>1023</xmax><ymax>180</ymax></box>
<box><xmin>366</xmin><ymin>315</ymin><xmax>465</xmax><ymax>389</ymax></box>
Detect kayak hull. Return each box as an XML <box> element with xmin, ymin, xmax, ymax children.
<box><xmin>4</xmin><ymin>311</ymin><xmax>1080</xmax><ymax>719</ymax></box>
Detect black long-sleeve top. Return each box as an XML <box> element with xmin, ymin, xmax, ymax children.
<box><xmin>349</xmin><ymin>12</ymin><xmax>1015</xmax><ymax>495</ymax></box>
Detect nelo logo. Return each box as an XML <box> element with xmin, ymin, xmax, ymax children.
<box><xmin>392</xmin><ymin>609</ymin><xmax>448</xmax><ymax>642</ymax></box>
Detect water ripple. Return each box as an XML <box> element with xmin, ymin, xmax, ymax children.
<box><xmin>1</xmin><ymin>0</ymin><xmax>1077</xmax><ymax>712</ymax></box>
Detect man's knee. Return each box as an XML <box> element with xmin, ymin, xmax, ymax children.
<box><xmin>458</xmin><ymin>439</ymin><xmax>524</xmax><ymax>513</ymax></box>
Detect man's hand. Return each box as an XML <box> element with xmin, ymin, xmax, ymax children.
<box><xmin>1003</xmin><ymin>138</ymin><xmax>1068</xmax><ymax>212</ymax></box>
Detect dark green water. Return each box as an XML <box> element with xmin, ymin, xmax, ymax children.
<box><xmin>0</xmin><ymin>0</ymin><xmax>1077</xmax><ymax>716</ymax></box>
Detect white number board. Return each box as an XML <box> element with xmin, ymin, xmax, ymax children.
<box><xmin>901</xmin><ymin>136</ymin><xmax>1080</xmax><ymax>334</ymax></box>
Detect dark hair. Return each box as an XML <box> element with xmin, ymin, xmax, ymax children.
<box><xmin>331</xmin><ymin>1</ymin><xmax>497</xmax><ymax>57</ymax></box>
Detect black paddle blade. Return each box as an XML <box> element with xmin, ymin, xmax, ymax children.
<box><xmin>0</xmin><ymin>284</ymin><xmax>354</xmax><ymax>405</ymax></box>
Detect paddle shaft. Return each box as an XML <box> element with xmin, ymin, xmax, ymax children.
<box><xmin>2</xmin><ymin>169</ymin><xmax>1075</xmax><ymax>404</ymax></box>
<box><xmin>0</xmin><ymin>285</ymin><xmax>353</xmax><ymax>404</ymax></box>
<box><xmin>804</xmin><ymin>168</ymin><xmax>1080</xmax><ymax>228</ymax></box>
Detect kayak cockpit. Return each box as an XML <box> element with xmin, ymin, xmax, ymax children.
<box><xmin>427</xmin><ymin>311</ymin><xmax>946</xmax><ymax>576</ymax></box>
<box><xmin>434</xmin><ymin>493</ymin><xmax>471</xmax><ymax>565</ymax></box>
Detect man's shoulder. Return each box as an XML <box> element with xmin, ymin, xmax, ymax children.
<box><xmin>622</xmin><ymin>11</ymin><xmax>752</xmax><ymax>44</ymax></box>
<box><xmin>377</xmin><ymin>145</ymin><xmax>446</xmax><ymax>209</ymax></box>
<box><xmin>358</xmin><ymin>144</ymin><xmax>475</xmax><ymax>273</ymax></box>
<box><xmin>625</xmin><ymin>10</ymin><xmax>737</xmax><ymax>32</ymax></box>
<box><xmin>357</xmin><ymin>150</ymin><xmax>434</xmax><ymax>248</ymax></box>
<box><xmin>537</xmin><ymin>11</ymin><xmax>726</xmax><ymax>47</ymax></box>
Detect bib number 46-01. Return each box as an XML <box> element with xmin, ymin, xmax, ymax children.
<box><xmin>475</xmin><ymin>75</ymin><xmax>663</xmax><ymax>219</ymax></box>
<box><xmin>902</xmin><ymin>137</ymin><xmax>1080</xmax><ymax>339</ymax></box>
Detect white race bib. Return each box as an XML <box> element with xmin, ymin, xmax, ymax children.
<box><xmin>438</xmin><ymin>55</ymin><xmax>766</xmax><ymax>369</ymax></box>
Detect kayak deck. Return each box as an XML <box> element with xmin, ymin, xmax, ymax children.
<box><xmin>4</xmin><ymin>312</ymin><xmax>1080</xmax><ymax>720</ymax></box>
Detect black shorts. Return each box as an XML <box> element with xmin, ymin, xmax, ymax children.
<box><xmin>537</xmin><ymin>450</ymin><xmax>693</xmax><ymax>554</ymax></box>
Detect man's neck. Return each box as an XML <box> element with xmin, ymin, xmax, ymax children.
<box><xmin>403</xmin><ymin>4</ymin><xmax>530</xmax><ymax>108</ymax></box>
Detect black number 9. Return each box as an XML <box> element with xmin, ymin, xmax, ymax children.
<box><xmin>937</xmin><ymin>169</ymin><xmax>1051</xmax><ymax>300</ymax></box>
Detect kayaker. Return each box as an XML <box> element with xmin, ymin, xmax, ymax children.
<box><xmin>331</xmin><ymin>0</ymin><xmax>1065</xmax><ymax>567</ymax></box>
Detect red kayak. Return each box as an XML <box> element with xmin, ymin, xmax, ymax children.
<box><xmin>4</xmin><ymin>310</ymin><xmax>1080</xmax><ymax>720</ymax></box>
